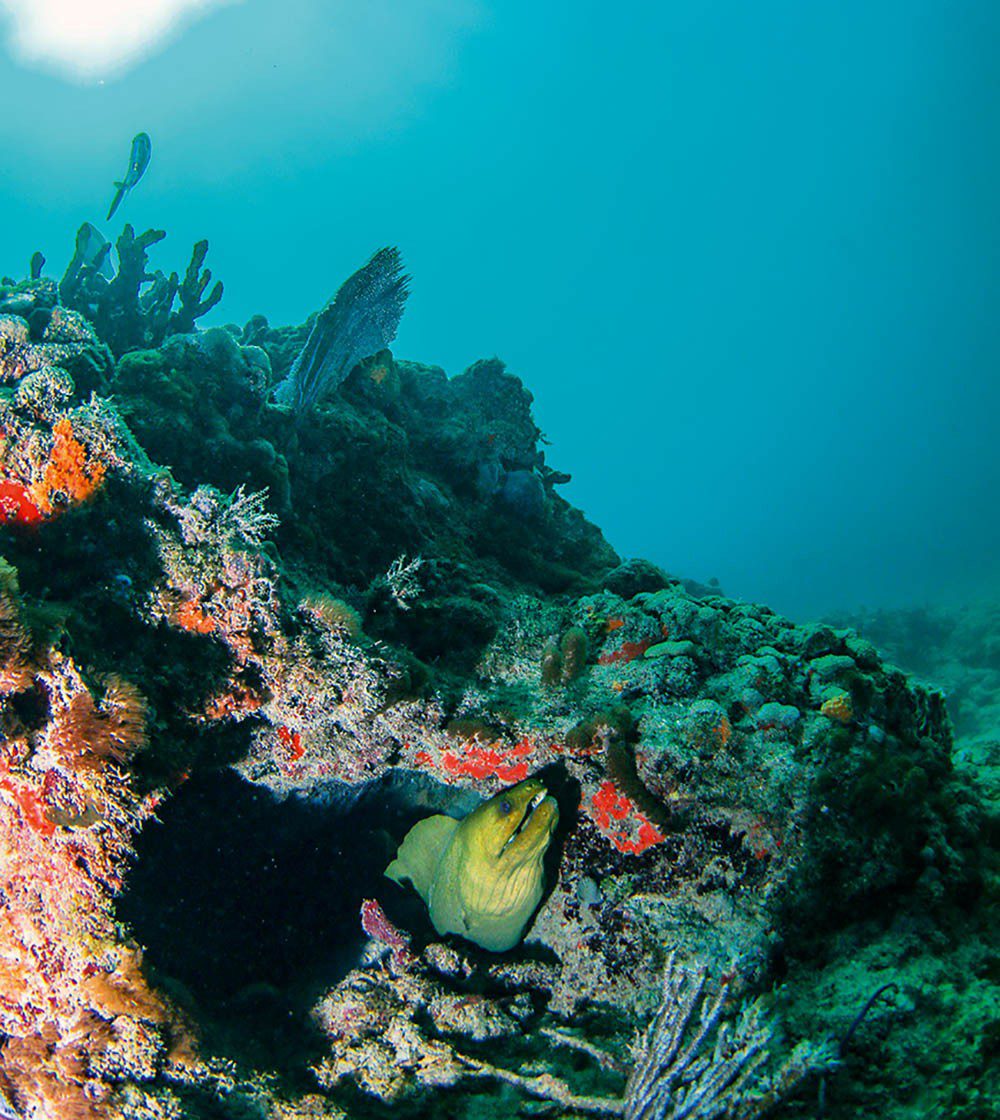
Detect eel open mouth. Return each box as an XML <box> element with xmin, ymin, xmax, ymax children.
<box><xmin>500</xmin><ymin>788</ymin><xmax>549</xmax><ymax>857</ymax></box>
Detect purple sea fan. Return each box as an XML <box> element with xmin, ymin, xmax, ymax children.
<box><xmin>276</xmin><ymin>246</ymin><xmax>409</xmax><ymax>414</ymax></box>
<box><xmin>624</xmin><ymin>953</ymin><xmax>836</xmax><ymax>1120</ymax></box>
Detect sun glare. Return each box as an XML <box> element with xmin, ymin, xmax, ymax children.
<box><xmin>0</xmin><ymin>0</ymin><xmax>242</xmax><ymax>80</ymax></box>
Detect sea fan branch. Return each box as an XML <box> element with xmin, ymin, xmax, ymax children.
<box><xmin>276</xmin><ymin>246</ymin><xmax>410</xmax><ymax>414</ymax></box>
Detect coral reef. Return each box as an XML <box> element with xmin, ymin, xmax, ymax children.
<box><xmin>0</xmin><ymin>575</ymin><xmax>192</xmax><ymax>1119</ymax></box>
<box><xmin>0</xmin><ymin>229</ymin><xmax>993</xmax><ymax>1120</ymax></box>
<box><xmin>831</xmin><ymin>599</ymin><xmax>1000</xmax><ymax>762</ymax></box>
<box><xmin>311</xmin><ymin>940</ymin><xmax>830</xmax><ymax>1118</ymax></box>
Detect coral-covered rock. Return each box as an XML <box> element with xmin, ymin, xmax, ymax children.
<box><xmin>0</xmin><ymin>232</ymin><xmax>991</xmax><ymax>1120</ymax></box>
<box><xmin>0</xmin><ymin>575</ymin><xmax>191</xmax><ymax>1118</ymax></box>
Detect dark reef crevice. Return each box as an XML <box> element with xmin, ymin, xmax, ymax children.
<box><xmin>116</xmin><ymin>769</ymin><xmax>511</xmax><ymax>1062</ymax></box>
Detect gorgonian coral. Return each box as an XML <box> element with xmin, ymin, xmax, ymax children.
<box><xmin>276</xmin><ymin>246</ymin><xmax>409</xmax><ymax>414</ymax></box>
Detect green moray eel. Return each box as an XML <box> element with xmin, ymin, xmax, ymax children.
<box><xmin>385</xmin><ymin>778</ymin><xmax>559</xmax><ymax>952</ymax></box>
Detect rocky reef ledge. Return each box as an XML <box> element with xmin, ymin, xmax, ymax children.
<box><xmin>0</xmin><ymin>233</ymin><xmax>994</xmax><ymax>1120</ymax></box>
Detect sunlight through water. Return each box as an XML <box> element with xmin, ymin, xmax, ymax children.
<box><xmin>0</xmin><ymin>0</ymin><xmax>242</xmax><ymax>80</ymax></box>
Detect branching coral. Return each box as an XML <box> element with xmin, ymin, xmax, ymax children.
<box><xmin>169</xmin><ymin>239</ymin><xmax>223</xmax><ymax>335</ymax></box>
<box><xmin>59</xmin><ymin>223</ymin><xmax>225</xmax><ymax>356</ymax></box>
<box><xmin>160</xmin><ymin>482</ymin><xmax>279</xmax><ymax>551</ymax></box>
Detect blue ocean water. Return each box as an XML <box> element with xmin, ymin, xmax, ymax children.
<box><xmin>1</xmin><ymin>0</ymin><xmax>997</xmax><ymax>620</ymax></box>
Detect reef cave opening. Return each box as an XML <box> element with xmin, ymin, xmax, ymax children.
<box><xmin>118</xmin><ymin>767</ymin><xmax>485</xmax><ymax>1069</ymax></box>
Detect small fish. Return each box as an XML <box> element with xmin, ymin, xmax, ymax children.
<box><xmin>106</xmin><ymin>131</ymin><xmax>152</xmax><ymax>221</ymax></box>
<box><xmin>77</xmin><ymin>222</ymin><xmax>114</xmax><ymax>277</ymax></box>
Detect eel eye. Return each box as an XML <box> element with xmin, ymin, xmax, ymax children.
<box><xmin>498</xmin><ymin>798</ymin><xmax>512</xmax><ymax>815</ymax></box>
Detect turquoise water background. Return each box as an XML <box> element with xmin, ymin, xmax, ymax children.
<box><xmin>1</xmin><ymin>0</ymin><xmax>996</xmax><ymax>618</ymax></box>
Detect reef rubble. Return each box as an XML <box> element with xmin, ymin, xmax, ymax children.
<box><xmin>0</xmin><ymin>231</ymin><xmax>994</xmax><ymax>1120</ymax></box>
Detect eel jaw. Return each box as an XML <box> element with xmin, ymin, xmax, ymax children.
<box><xmin>499</xmin><ymin>789</ymin><xmax>549</xmax><ymax>859</ymax></box>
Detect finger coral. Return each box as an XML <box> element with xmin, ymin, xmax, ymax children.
<box><xmin>58</xmin><ymin>223</ymin><xmax>225</xmax><ymax>356</ymax></box>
